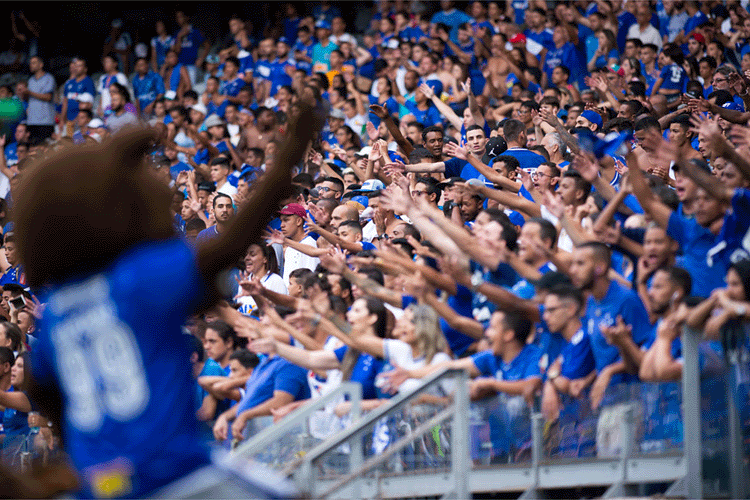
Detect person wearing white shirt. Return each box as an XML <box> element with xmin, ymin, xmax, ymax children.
<box><xmin>97</xmin><ymin>54</ymin><xmax>129</xmax><ymax>116</ymax></box>
<box><xmin>627</xmin><ymin>3</ymin><xmax>663</xmax><ymax>50</ymax></box>
<box><xmin>278</xmin><ymin>203</ymin><xmax>320</xmax><ymax>287</ymax></box>
<box><xmin>236</xmin><ymin>242</ymin><xmax>287</xmax><ymax>316</ymax></box>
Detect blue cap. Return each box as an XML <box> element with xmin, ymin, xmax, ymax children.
<box><xmin>580</xmin><ymin>110</ymin><xmax>603</xmax><ymax>130</ymax></box>
<box><xmin>351</xmin><ymin>195</ymin><xmax>369</xmax><ymax>208</ymax></box>
<box><xmin>240</xmin><ymin>164</ymin><xmax>261</xmax><ymax>182</ymax></box>
<box><xmin>278</xmin><ymin>36</ymin><xmax>290</xmax><ymax>45</ymax></box>
<box><xmin>315</xmin><ymin>20</ymin><xmax>331</xmax><ymax>30</ymax></box>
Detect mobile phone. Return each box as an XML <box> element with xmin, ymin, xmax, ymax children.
<box><xmin>9</xmin><ymin>295</ymin><xmax>26</xmax><ymax>310</ymax></box>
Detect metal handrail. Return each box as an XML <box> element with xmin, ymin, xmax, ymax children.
<box><xmin>298</xmin><ymin>368</ymin><xmax>463</xmax><ymax>466</ymax></box>
<box><xmin>232</xmin><ymin>381</ymin><xmax>362</xmax><ymax>458</ymax></box>
<box><xmin>294</xmin><ymin>368</ymin><xmax>468</xmax><ymax>498</ymax></box>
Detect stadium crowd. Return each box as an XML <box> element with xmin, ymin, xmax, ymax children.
<box><xmin>1</xmin><ymin>0</ymin><xmax>750</xmax><ymax>495</ymax></box>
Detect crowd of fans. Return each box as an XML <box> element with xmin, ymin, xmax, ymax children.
<box><xmin>2</xmin><ymin>0</ymin><xmax>750</xmax><ymax>491</ymax></box>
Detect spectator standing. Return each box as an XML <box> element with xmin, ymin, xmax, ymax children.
<box><xmin>18</xmin><ymin>56</ymin><xmax>55</xmax><ymax>142</ymax></box>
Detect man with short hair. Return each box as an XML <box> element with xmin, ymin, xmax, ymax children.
<box><xmin>19</xmin><ymin>56</ymin><xmax>55</xmax><ymax>141</ymax></box>
<box><xmin>0</xmin><ymin>234</ymin><xmax>25</xmax><ymax>287</ymax></box>
<box><xmin>196</xmin><ymin>193</ymin><xmax>235</xmax><ymax>245</ymax></box>
<box><xmin>210</xmin><ymin>157</ymin><xmax>237</xmax><ymax>197</ymax></box>
<box><xmin>278</xmin><ymin>203</ymin><xmax>319</xmax><ymax>287</ymax></box>
<box><xmin>567</xmin><ymin>242</ymin><xmax>651</xmax><ymax>411</ymax></box>
<box><xmin>104</xmin><ymin>88</ymin><xmax>139</xmax><ymax>134</ymax></box>
<box><xmin>493</xmin><ymin>119</ymin><xmax>546</xmax><ymax>170</ymax></box>
<box><xmin>318</xmin><ymin>176</ymin><xmax>344</xmax><ymax>200</ymax></box>
<box><xmin>61</xmin><ymin>58</ymin><xmax>96</xmax><ymax>135</ymax></box>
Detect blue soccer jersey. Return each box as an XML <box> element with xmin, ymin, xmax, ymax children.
<box><xmin>33</xmin><ymin>238</ymin><xmax>211</xmax><ymax>497</ymax></box>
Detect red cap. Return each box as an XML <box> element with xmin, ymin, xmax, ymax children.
<box><xmin>278</xmin><ymin>203</ymin><xmax>307</xmax><ymax>219</ymax></box>
<box><xmin>509</xmin><ymin>33</ymin><xmax>526</xmax><ymax>44</ymax></box>
<box><xmin>691</xmin><ymin>33</ymin><xmax>706</xmax><ymax>44</ymax></box>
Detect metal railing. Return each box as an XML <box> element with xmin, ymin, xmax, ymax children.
<box><xmin>293</xmin><ymin>368</ymin><xmax>469</xmax><ymax>499</ymax></box>
<box><xmin>231</xmin><ymin>326</ymin><xmax>750</xmax><ymax>499</ymax></box>
<box><xmin>232</xmin><ymin>381</ymin><xmax>362</xmax><ymax>472</ymax></box>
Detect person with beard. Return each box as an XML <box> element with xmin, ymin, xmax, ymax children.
<box><xmin>196</xmin><ymin>193</ymin><xmax>235</xmax><ymax>245</ymax></box>
<box><xmin>567</xmin><ymin>242</ymin><xmax>651</xmax><ymax>411</ymax></box>
<box><xmin>103</xmin><ymin>86</ymin><xmax>139</xmax><ymax>134</ymax></box>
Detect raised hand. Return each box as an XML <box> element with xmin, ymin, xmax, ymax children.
<box><xmin>418</xmin><ymin>82</ymin><xmax>435</xmax><ymax>100</ymax></box>
<box><xmin>459</xmin><ymin>78</ymin><xmax>472</xmax><ymax>95</ymax></box>
<box><xmin>690</xmin><ymin>114</ymin><xmax>725</xmax><ymax>153</ymax></box>
<box><xmin>384</xmin><ymin>160</ymin><xmax>407</xmax><ymax>176</ymax></box>
<box><xmin>444</xmin><ymin>141</ymin><xmax>468</xmax><ymax>160</ymax></box>
<box><xmin>263</xmin><ymin>228</ymin><xmax>286</xmax><ymax>246</ymax></box>
<box><xmin>320</xmin><ymin>246</ymin><xmax>347</xmax><ymax>274</ymax></box>
<box><xmin>571</xmin><ymin>152</ymin><xmax>600</xmax><ymax>183</ymax></box>
<box><xmin>369</xmin><ymin>104</ymin><xmax>388</xmax><ymax>119</ymax></box>
<box><xmin>542</xmin><ymin>189</ymin><xmax>565</xmax><ymax>219</ymax></box>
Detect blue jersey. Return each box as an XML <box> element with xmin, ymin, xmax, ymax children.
<box><xmin>232</xmin><ymin>355</ymin><xmax>310</xmax><ymax>437</ymax></box>
<box><xmin>667</xmin><ymin>210</ymin><xmax>726</xmax><ymax>297</ymax></box>
<box><xmin>334</xmin><ymin>346</ymin><xmax>384</xmax><ymax>400</ymax></box>
<box><xmin>268</xmin><ymin>58</ymin><xmax>295</xmax><ymax>96</ymax></box>
<box><xmin>709</xmin><ymin>188</ymin><xmax>750</xmax><ymax>269</ymax></box>
<box><xmin>559</xmin><ymin>328</ymin><xmax>596</xmax><ymax>380</ymax></box>
<box><xmin>221</xmin><ymin>76</ymin><xmax>245</xmax><ymax>97</ymax></box>
<box><xmin>658</xmin><ymin>64</ymin><xmax>688</xmax><ymax>92</ymax></box>
<box><xmin>583</xmin><ymin>281</ymin><xmax>651</xmax><ymax>384</ymax></box>
<box><xmin>403</xmin><ymin>100</ymin><xmax>442</xmax><ymax>127</ymax></box>
<box><xmin>175</xmin><ymin>27</ymin><xmax>205</xmax><ymax>65</ymax></box>
<box><xmin>524</xmin><ymin>28</ymin><xmax>555</xmax><ymax>55</ymax></box>
<box><xmin>32</xmin><ymin>238</ymin><xmax>211</xmax><ymax>497</ymax></box>
<box><xmin>132</xmin><ymin>71</ymin><xmax>165</xmax><ymax>112</ymax></box>
<box><xmin>0</xmin><ymin>264</ymin><xmax>26</xmax><ymax>286</ymax></box>
<box><xmin>293</xmin><ymin>41</ymin><xmax>314</xmax><ymax>74</ymax></box>
<box><xmin>2</xmin><ymin>386</ymin><xmax>29</xmax><ymax>446</ymax></box>
<box><xmin>63</xmin><ymin>76</ymin><xmax>96</xmax><ymax>121</ymax></box>
<box><xmin>490</xmin><ymin>148</ymin><xmax>547</xmax><ymax>171</ymax></box>
<box><xmin>151</xmin><ymin>35</ymin><xmax>175</xmax><ymax>68</ymax></box>
<box><xmin>544</xmin><ymin>43</ymin><xmax>585</xmax><ymax>89</ymax></box>
<box><xmin>471</xmin><ymin>344</ymin><xmax>542</xmax><ymax>381</ymax></box>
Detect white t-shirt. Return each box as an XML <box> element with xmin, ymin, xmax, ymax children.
<box><xmin>282</xmin><ymin>235</ymin><xmax>320</xmax><ymax>287</ymax></box>
<box><xmin>216</xmin><ymin>180</ymin><xmax>238</xmax><ymax>197</ymax></box>
<box><xmin>237</xmin><ymin>272</ymin><xmax>287</xmax><ymax>315</ymax></box>
<box><xmin>97</xmin><ymin>72</ymin><xmax>129</xmax><ymax>113</ymax></box>
<box><xmin>382</xmin><ymin>338</ymin><xmax>453</xmax><ymax>395</ymax></box>
<box><xmin>626</xmin><ymin>24</ymin><xmax>663</xmax><ymax>49</ymax></box>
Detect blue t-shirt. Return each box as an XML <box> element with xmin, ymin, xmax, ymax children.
<box><xmin>195</xmin><ymin>358</ymin><xmax>227</xmax><ymax>415</ymax></box>
<box><xmin>2</xmin><ymin>386</ymin><xmax>29</xmax><ymax>447</ymax></box>
<box><xmin>559</xmin><ymin>328</ymin><xmax>596</xmax><ymax>380</ymax></box>
<box><xmin>268</xmin><ymin>58</ymin><xmax>295</xmax><ymax>96</ymax></box>
<box><xmin>63</xmin><ymin>76</ymin><xmax>96</xmax><ymax>121</ymax></box>
<box><xmin>471</xmin><ymin>344</ymin><xmax>543</xmax><ymax>381</ymax></box>
<box><xmin>232</xmin><ymin>355</ymin><xmax>310</xmax><ymax>430</ymax></box>
<box><xmin>667</xmin><ymin>210</ymin><xmax>726</xmax><ymax>297</ymax></box>
<box><xmin>0</xmin><ymin>264</ymin><xmax>26</xmax><ymax>286</ymax></box>
<box><xmin>403</xmin><ymin>100</ymin><xmax>442</xmax><ymax>127</ymax></box>
<box><xmin>658</xmin><ymin>64</ymin><xmax>688</xmax><ymax>92</ymax></box>
<box><xmin>221</xmin><ymin>76</ymin><xmax>246</xmax><ymax>98</ymax></box>
<box><xmin>293</xmin><ymin>41</ymin><xmax>314</xmax><ymax>74</ymax></box>
<box><xmin>490</xmin><ymin>148</ymin><xmax>546</xmax><ymax>171</ymax></box>
<box><xmin>132</xmin><ymin>71</ymin><xmax>166</xmax><ymax>112</ymax></box>
<box><xmin>709</xmin><ymin>188</ymin><xmax>750</xmax><ymax>269</ymax></box>
<box><xmin>175</xmin><ymin>27</ymin><xmax>205</xmax><ymax>65</ymax></box>
<box><xmin>524</xmin><ymin>28</ymin><xmax>555</xmax><ymax>55</ymax></box>
<box><xmin>583</xmin><ymin>281</ymin><xmax>651</xmax><ymax>384</ymax></box>
<box><xmin>33</xmin><ymin>238</ymin><xmax>211</xmax><ymax>497</ymax></box>
<box><xmin>334</xmin><ymin>345</ymin><xmax>383</xmax><ymax>400</ymax></box>
<box><xmin>430</xmin><ymin>9</ymin><xmax>473</xmax><ymax>43</ymax></box>
<box><xmin>543</xmin><ymin>43</ymin><xmax>585</xmax><ymax>88</ymax></box>
<box><xmin>151</xmin><ymin>35</ymin><xmax>175</xmax><ymax>68</ymax></box>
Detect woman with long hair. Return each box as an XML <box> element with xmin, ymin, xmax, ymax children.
<box><xmin>588</xmin><ymin>29</ymin><xmax>619</xmax><ymax>72</ymax></box>
<box><xmin>236</xmin><ymin>242</ymin><xmax>287</xmax><ymax>316</ymax></box>
<box><xmin>0</xmin><ymin>352</ymin><xmax>32</xmax><ymax>457</ymax></box>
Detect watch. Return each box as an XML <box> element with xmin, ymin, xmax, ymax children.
<box><xmin>735</xmin><ymin>305</ymin><xmax>747</xmax><ymax>318</ymax></box>
<box><xmin>470</xmin><ymin>273</ymin><xmax>485</xmax><ymax>292</ymax></box>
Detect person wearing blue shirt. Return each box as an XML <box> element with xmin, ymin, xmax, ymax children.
<box><xmin>430</xmin><ymin>2</ymin><xmax>473</xmax><ymax>44</ymax></box>
<box><xmin>293</xmin><ymin>26</ymin><xmax>315</xmax><ymax>74</ymax></box>
<box><xmin>62</xmin><ymin>58</ymin><xmax>96</xmax><ymax>125</ymax></box>
<box><xmin>21</xmin><ymin>108</ymin><xmax>318</xmax><ymax>497</ymax></box>
<box><xmin>268</xmin><ymin>42</ymin><xmax>296</xmax><ymax>97</ymax></box>
<box><xmin>524</xmin><ymin>8</ymin><xmax>555</xmax><ymax>57</ymax></box>
<box><xmin>150</xmin><ymin>20</ymin><xmax>174</xmax><ymax>71</ymax></box>
<box><xmin>568</xmin><ymin>242</ymin><xmax>651</xmax><ymax>410</ymax></box>
<box><xmin>174</xmin><ymin>11</ymin><xmax>208</xmax><ymax>85</ymax></box>
<box><xmin>214</xmin><ymin>353</ymin><xmax>310</xmax><ymax>443</ymax></box>
<box><xmin>220</xmin><ymin>56</ymin><xmax>246</xmax><ymax>101</ymax></box>
<box><xmin>540</xmin><ymin>285</ymin><xmax>596</xmax><ymax>421</ymax></box>
<box><xmin>651</xmin><ymin>45</ymin><xmax>688</xmax><ymax>106</ymax></box>
<box><xmin>0</xmin><ymin>351</ymin><xmax>32</xmax><ymax>456</ymax></box>
<box><xmin>490</xmin><ymin>119</ymin><xmax>547</xmax><ymax>171</ymax></box>
<box><xmin>132</xmin><ymin>57</ymin><xmax>165</xmax><ymax>116</ymax></box>
<box><xmin>543</xmin><ymin>26</ymin><xmax>585</xmax><ymax>89</ymax></box>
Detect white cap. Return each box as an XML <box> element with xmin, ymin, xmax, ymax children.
<box><xmin>191</xmin><ymin>103</ymin><xmax>208</xmax><ymax>116</ymax></box>
<box><xmin>89</xmin><ymin>118</ymin><xmax>105</xmax><ymax>128</ymax></box>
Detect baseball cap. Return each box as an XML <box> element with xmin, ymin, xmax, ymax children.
<box><xmin>191</xmin><ymin>103</ymin><xmax>208</xmax><ymax>116</ymax></box>
<box><xmin>580</xmin><ymin>110</ymin><xmax>603</xmax><ymax>130</ymax></box>
<box><xmin>204</xmin><ymin>114</ymin><xmax>224</xmax><ymax>129</ymax></box>
<box><xmin>315</xmin><ymin>20</ymin><xmax>331</xmax><ymax>30</ymax></box>
<box><xmin>351</xmin><ymin>179</ymin><xmax>385</xmax><ymax>193</ymax></box>
<box><xmin>351</xmin><ymin>195</ymin><xmax>369</xmax><ymax>208</ymax></box>
<box><xmin>509</xmin><ymin>33</ymin><xmax>526</xmax><ymax>44</ymax></box>
<box><xmin>89</xmin><ymin>118</ymin><xmax>105</xmax><ymax>129</ymax></box>
<box><xmin>691</xmin><ymin>33</ymin><xmax>706</xmax><ymax>45</ymax></box>
<box><xmin>279</xmin><ymin>36</ymin><xmax>290</xmax><ymax>46</ymax></box>
<box><xmin>355</xmin><ymin>146</ymin><xmax>372</xmax><ymax>158</ymax></box>
<box><xmin>437</xmin><ymin>177</ymin><xmax>465</xmax><ymax>189</ymax></box>
<box><xmin>279</xmin><ymin>203</ymin><xmax>307</xmax><ymax>219</ymax></box>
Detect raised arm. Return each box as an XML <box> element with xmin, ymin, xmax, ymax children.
<box><xmin>197</xmin><ymin>104</ymin><xmax>321</xmax><ymax>298</ymax></box>
<box><xmin>420</xmin><ymin>82</ymin><xmax>463</xmax><ymax>130</ymax></box>
<box><xmin>444</xmin><ymin>143</ymin><xmax>520</xmax><ymax>192</ymax></box>
<box><xmin>626</xmin><ymin>148</ymin><xmax>672</xmax><ymax>229</ymax></box>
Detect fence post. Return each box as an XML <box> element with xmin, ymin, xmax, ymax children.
<box><xmin>682</xmin><ymin>326</ymin><xmax>703</xmax><ymax>499</ymax></box>
<box><xmin>451</xmin><ymin>370</ymin><xmax>470</xmax><ymax>500</ymax></box>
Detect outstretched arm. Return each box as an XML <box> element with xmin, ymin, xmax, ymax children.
<box><xmin>197</xmin><ymin>104</ymin><xmax>321</xmax><ymax>300</ymax></box>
